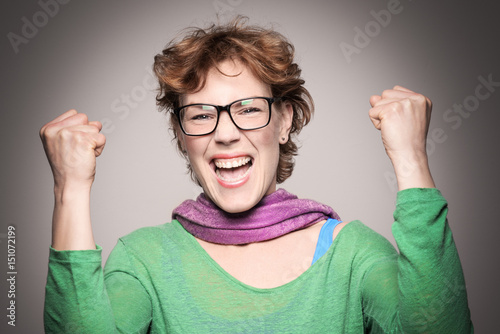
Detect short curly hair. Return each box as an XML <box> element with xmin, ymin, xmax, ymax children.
<box><xmin>153</xmin><ymin>17</ymin><xmax>313</xmax><ymax>184</ymax></box>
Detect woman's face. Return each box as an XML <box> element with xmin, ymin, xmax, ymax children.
<box><xmin>179</xmin><ymin>60</ymin><xmax>293</xmax><ymax>213</ymax></box>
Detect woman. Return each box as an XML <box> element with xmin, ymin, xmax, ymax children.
<box><xmin>41</xmin><ymin>18</ymin><xmax>473</xmax><ymax>333</ymax></box>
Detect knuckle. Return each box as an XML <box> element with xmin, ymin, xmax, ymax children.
<box><xmin>58</xmin><ymin>127</ymin><xmax>72</xmax><ymax>139</ymax></box>
<box><xmin>59</xmin><ymin>128</ymin><xmax>86</xmax><ymax>146</ymax></box>
<box><xmin>413</xmin><ymin>94</ymin><xmax>426</xmax><ymax>104</ymax></box>
<box><xmin>402</xmin><ymin>98</ymin><xmax>413</xmax><ymax>107</ymax></box>
<box><xmin>41</xmin><ymin>124</ymin><xmax>57</xmax><ymax>139</ymax></box>
<box><xmin>381</xmin><ymin>89</ymin><xmax>391</xmax><ymax>98</ymax></box>
<box><xmin>373</xmin><ymin>99</ymin><xmax>385</xmax><ymax>108</ymax></box>
<box><xmin>99</xmin><ymin>133</ymin><xmax>107</xmax><ymax>144</ymax></box>
<box><xmin>389</xmin><ymin>101</ymin><xmax>403</xmax><ymax>112</ymax></box>
<box><xmin>90</xmin><ymin>124</ymin><xmax>101</xmax><ymax>133</ymax></box>
<box><xmin>39</xmin><ymin>127</ymin><xmax>46</xmax><ymax>139</ymax></box>
<box><xmin>74</xmin><ymin>132</ymin><xmax>88</xmax><ymax>145</ymax></box>
<box><xmin>74</xmin><ymin>113</ymin><xmax>88</xmax><ymax>124</ymax></box>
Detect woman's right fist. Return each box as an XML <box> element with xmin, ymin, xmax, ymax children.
<box><xmin>40</xmin><ymin>110</ymin><xmax>106</xmax><ymax>187</ymax></box>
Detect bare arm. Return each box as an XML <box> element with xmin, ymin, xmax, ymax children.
<box><xmin>40</xmin><ymin>109</ymin><xmax>106</xmax><ymax>250</ymax></box>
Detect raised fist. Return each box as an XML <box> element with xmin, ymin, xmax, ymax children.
<box><xmin>40</xmin><ymin>109</ymin><xmax>106</xmax><ymax>188</ymax></box>
<box><xmin>369</xmin><ymin>85</ymin><xmax>432</xmax><ymax>161</ymax></box>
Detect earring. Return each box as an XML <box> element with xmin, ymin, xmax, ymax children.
<box><xmin>281</xmin><ymin>136</ymin><xmax>287</xmax><ymax>143</ymax></box>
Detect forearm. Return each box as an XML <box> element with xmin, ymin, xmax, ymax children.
<box><xmin>52</xmin><ymin>182</ymin><xmax>96</xmax><ymax>250</ymax></box>
<box><xmin>393</xmin><ymin>188</ymin><xmax>472</xmax><ymax>333</ymax></box>
<box><xmin>44</xmin><ymin>247</ymin><xmax>117</xmax><ymax>333</ymax></box>
<box><xmin>390</xmin><ymin>151</ymin><xmax>435</xmax><ymax>191</ymax></box>
<box><xmin>44</xmin><ymin>241</ymin><xmax>153</xmax><ymax>333</ymax></box>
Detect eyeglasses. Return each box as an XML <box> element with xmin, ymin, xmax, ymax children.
<box><xmin>173</xmin><ymin>97</ymin><xmax>281</xmax><ymax>136</ymax></box>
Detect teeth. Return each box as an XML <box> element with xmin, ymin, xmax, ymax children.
<box><xmin>214</xmin><ymin>157</ymin><xmax>251</xmax><ymax>169</ymax></box>
<box><xmin>216</xmin><ymin>164</ymin><xmax>252</xmax><ymax>182</ymax></box>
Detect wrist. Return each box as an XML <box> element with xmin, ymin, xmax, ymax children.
<box><xmin>54</xmin><ymin>180</ymin><xmax>92</xmax><ymax>203</ymax></box>
<box><xmin>389</xmin><ymin>151</ymin><xmax>435</xmax><ymax>191</ymax></box>
<box><xmin>52</xmin><ymin>182</ymin><xmax>95</xmax><ymax>251</ymax></box>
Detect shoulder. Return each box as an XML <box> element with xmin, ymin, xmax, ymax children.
<box><xmin>332</xmin><ymin>221</ymin><xmax>348</xmax><ymax>241</ymax></box>
<box><xmin>106</xmin><ymin>221</ymin><xmax>190</xmax><ymax>269</ymax></box>
<box><xmin>118</xmin><ymin>221</ymin><xmax>186</xmax><ymax>250</ymax></box>
<box><xmin>335</xmin><ymin>220</ymin><xmax>397</xmax><ymax>256</ymax></box>
<box><xmin>329</xmin><ymin>221</ymin><xmax>398</xmax><ymax>278</ymax></box>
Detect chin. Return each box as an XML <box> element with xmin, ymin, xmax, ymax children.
<box><xmin>209</xmin><ymin>188</ymin><xmax>260</xmax><ymax>213</ymax></box>
<box><xmin>218</xmin><ymin>199</ymin><xmax>255</xmax><ymax>214</ymax></box>
<box><xmin>203</xmin><ymin>180</ymin><xmax>275</xmax><ymax>214</ymax></box>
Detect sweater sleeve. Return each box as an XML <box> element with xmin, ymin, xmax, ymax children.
<box><xmin>361</xmin><ymin>188</ymin><xmax>473</xmax><ymax>333</ymax></box>
<box><xmin>44</xmin><ymin>241</ymin><xmax>152</xmax><ymax>333</ymax></box>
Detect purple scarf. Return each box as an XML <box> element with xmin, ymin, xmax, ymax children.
<box><xmin>172</xmin><ymin>188</ymin><xmax>340</xmax><ymax>245</ymax></box>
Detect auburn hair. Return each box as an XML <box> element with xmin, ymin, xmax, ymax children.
<box><xmin>153</xmin><ymin>17</ymin><xmax>313</xmax><ymax>184</ymax></box>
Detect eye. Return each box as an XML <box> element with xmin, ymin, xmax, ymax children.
<box><xmin>234</xmin><ymin>107</ymin><xmax>264</xmax><ymax>117</ymax></box>
<box><xmin>191</xmin><ymin>113</ymin><xmax>215</xmax><ymax>121</ymax></box>
<box><xmin>183</xmin><ymin>105</ymin><xmax>217</xmax><ymax>122</ymax></box>
<box><xmin>241</xmin><ymin>107</ymin><xmax>261</xmax><ymax>114</ymax></box>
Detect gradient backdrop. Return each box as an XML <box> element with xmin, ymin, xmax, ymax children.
<box><xmin>1</xmin><ymin>0</ymin><xmax>499</xmax><ymax>332</ymax></box>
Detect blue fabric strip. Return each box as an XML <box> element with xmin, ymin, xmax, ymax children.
<box><xmin>311</xmin><ymin>218</ymin><xmax>342</xmax><ymax>265</ymax></box>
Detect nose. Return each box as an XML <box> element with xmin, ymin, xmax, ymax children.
<box><xmin>213</xmin><ymin>111</ymin><xmax>240</xmax><ymax>144</ymax></box>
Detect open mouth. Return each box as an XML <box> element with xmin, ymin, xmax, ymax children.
<box><xmin>213</xmin><ymin>156</ymin><xmax>253</xmax><ymax>184</ymax></box>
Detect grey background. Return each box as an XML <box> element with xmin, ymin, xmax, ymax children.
<box><xmin>1</xmin><ymin>0</ymin><xmax>499</xmax><ymax>332</ymax></box>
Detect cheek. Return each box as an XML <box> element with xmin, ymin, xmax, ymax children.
<box><xmin>184</xmin><ymin>138</ymin><xmax>207</xmax><ymax>167</ymax></box>
<box><xmin>255</xmin><ymin>126</ymin><xmax>281</xmax><ymax>163</ymax></box>
<box><xmin>261</xmin><ymin>130</ymin><xmax>279</xmax><ymax>145</ymax></box>
<box><xmin>251</xmin><ymin>125</ymin><xmax>279</xmax><ymax>152</ymax></box>
<box><xmin>263</xmin><ymin>117</ymin><xmax>283</xmax><ymax>143</ymax></box>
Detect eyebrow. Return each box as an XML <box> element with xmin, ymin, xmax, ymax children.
<box><xmin>182</xmin><ymin>89</ymin><xmax>272</xmax><ymax>105</ymax></box>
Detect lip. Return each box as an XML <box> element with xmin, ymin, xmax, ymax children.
<box><xmin>210</xmin><ymin>153</ymin><xmax>250</xmax><ymax>160</ymax></box>
<box><xmin>209</xmin><ymin>153</ymin><xmax>253</xmax><ymax>188</ymax></box>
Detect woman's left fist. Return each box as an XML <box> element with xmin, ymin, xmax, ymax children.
<box><xmin>369</xmin><ymin>85</ymin><xmax>432</xmax><ymax>161</ymax></box>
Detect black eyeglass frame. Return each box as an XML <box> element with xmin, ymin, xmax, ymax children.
<box><xmin>172</xmin><ymin>96</ymin><xmax>282</xmax><ymax>136</ymax></box>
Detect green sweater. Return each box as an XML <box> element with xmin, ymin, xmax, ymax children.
<box><xmin>44</xmin><ymin>188</ymin><xmax>473</xmax><ymax>333</ymax></box>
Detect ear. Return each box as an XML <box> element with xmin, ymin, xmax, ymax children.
<box><xmin>279</xmin><ymin>102</ymin><xmax>294</xmax><ymax>143</ymax></box>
